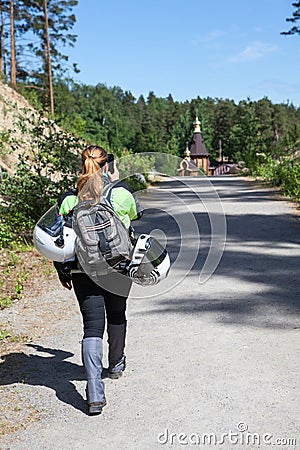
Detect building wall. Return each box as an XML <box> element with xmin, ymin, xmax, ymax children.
<box><xmin>192</xmin><ymin>156</ymin><xmax>209</xmax><ymax>174</ymax></box>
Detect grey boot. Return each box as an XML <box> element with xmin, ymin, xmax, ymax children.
<box><xmin>82</xmin><ymin>337</ymin><xmax>106</xmax><ymax>415</ymax></box>
<box><xmin>107</xmin><ymin>323</ymin><xmax>127</xmax><ymax>379</ymax></box>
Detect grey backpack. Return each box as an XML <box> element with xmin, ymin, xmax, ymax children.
<box><xmin>72</xmin><ymin>183</ymin><xmax>132</xmax><ymax>277</ymax></box>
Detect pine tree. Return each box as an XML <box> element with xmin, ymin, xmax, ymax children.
<box><xmin>43</xmin><ymin>0</ymin><xmax>53</xmax><ymax>114</ymax></box>
<box><xmin>281</xmin><ymin>1</ymin><xmax>300</xmax><ymax>35</ymax></box>
<box><xmin>19</xmin><ymin>0</ymin><xmax>78</xmax><ymax>112</ymax></box>
<box><xmin>9</xmin><ymin>0</ymin><xmax>16</xmax><ymax>85</ymax></box>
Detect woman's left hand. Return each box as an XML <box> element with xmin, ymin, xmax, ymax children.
<box><xmin>61</xmin><ymin>280</ymin><xmax>72</xmax><ymax>290</ymax></box>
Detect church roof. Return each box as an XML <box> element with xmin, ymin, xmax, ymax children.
<box><xmin>189</xmin><ymin>117</ymin><xmax>209</xmax><ymax>156</ymax></box>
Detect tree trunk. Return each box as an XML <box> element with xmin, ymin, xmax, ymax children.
<box><xmin>10</xmin><ymin>0</ymin><xmax>16</xmax><ymax>86</ymax></box>
<box><xmin>43</xmin><ymin>0</ymin><xmax>54</xmax><ymax>115</ymax></box>
<box><xmin>43</xmin><ymin>37</ymin><xmax>49</xmax><ymax>109</ymax></box>
<box><xmin>0</xmin><ymin>1</ymin><xmax>7</xmax><ymax>76</ymax></box>
<box><xmin>0</xmin><ymin>14</ymin><xmax>4</xmax><ymax>75</ymax></box>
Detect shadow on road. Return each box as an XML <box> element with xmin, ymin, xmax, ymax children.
<box><xmin>133</xmin><ymin>179</ymin><xmax>300</xmax><ymax>328</ymax></box>
<box><xmin>0</xmin><ymin>344</ymin><xmax>87</xmax><ymax>414</ymax></box>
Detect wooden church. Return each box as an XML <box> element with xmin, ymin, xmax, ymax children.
<box><xmin>178</xmin><ymin>116</ymin><xmax>210</xmax><ymax>176</ymax></box>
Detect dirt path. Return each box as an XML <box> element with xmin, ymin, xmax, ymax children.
<box><xmin>1</xmin><ymin>176</ymin><xmax>299</xmax><ymax>450</ymax></box>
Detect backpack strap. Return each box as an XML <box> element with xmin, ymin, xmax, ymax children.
<box><xmin>102</xmin><ymin>181</ymin><xmax>119</xmax><ymax>206</ymax></box>
<box><xmin>95</xmin><ymin>205</ymin><xmax>113</xmax><ymax>259</ymax></box>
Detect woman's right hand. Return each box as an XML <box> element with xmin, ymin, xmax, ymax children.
<box><xmin>108</xmin><ymin>160</ymin><xmax>120</xmax><ymax>181</ymax></box>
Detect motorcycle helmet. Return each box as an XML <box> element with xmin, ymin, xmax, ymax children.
<box><xmin>127</xmin><ymin>234</ymin><xmax>170</xmax><ymax>286</ymax></box>
<box><xmin>33</xmin><ymin>205</ymin><xmax>76</xmax><ymax>262</ymax></box>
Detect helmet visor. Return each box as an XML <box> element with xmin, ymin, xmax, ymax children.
<box><xmin>37</xmin><ymin>205</ymin><xmax>64</xmax><ymax>238</ymax></box>
<box><xmin>136</xmin><ymin>237</ymin><xmax>168</xmax><ymax>277</ymax></box>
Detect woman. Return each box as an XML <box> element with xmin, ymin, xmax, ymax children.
<box><xmin>55</xmin><ymin>145</ymin><xmax>142</xmax><ymax>416</ymax></box>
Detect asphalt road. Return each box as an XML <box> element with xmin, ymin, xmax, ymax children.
<box><xmin>1</xmin><ymin>176</ymin><xmax>300</xmax><ymax>450</ymax></box>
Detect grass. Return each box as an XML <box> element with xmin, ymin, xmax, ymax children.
<box><xmin>0</xmin><ymin>296</ymin><xmax>12</xmax><ymax>310</ymax></box>
<box><xmin>0</xmin><ymin>327</ymin><xmax>11</xmax><ymax>340</ymax></box>
<box><xmin>0</xmin><ymin>245</ymin><xmax>55</xmax><ymax>311</ymax></box>
<box><xmin>0</xmin><ymin>403</ymin><xmax>40</xmax><ymax>436</ymax></box>
<box><xmin>0</xmin><ymin>244</ymin><xmax>55</xmax><ymax>348</ymax></box>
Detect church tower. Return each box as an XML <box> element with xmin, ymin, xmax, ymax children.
<box><xmin>189</xmin><ymin>116</ymin><xmax>210</xmax><ymax>174</ymax></box>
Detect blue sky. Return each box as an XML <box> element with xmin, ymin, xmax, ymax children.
<box><xmin>67</xmin><ymin>0</ymin><xmax>300</xmax><ymax>106</ymax></box>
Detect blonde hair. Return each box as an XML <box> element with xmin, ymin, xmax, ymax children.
<box><xmin>77</xmin><ymin>145</ymin><xmax>107</xmax><ymax>204</ymax></box>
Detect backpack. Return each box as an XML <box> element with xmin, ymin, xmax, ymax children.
<box><xmin>72</xmin><ymin>183</ymin><xmax>132</xmax><ymax>277</ymax></box>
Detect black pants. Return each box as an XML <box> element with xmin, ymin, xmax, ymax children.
<box><xmin>72</xmin><ymin>272</ymin><xmax>132</xmax><ymax>339</ymax></box>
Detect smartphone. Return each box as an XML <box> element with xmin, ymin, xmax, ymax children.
<box><xmin>107</xmin><ymin>153</ymin><xmax>115</xmax><ymax>174</ymax></box>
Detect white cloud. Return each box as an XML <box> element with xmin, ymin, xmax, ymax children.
<box><xmin>228</xmin><ymin>41</ymin><xmax>278</xmax><ymax>63</ymax></box>
<box><xmin>192</xmin><ymin>30</ymin><xmax>226</xmax><ymax>48</ymax></box>
<box><xmin>251</xmin><ymin>79</ymin><xmax>299</xmax><ymax>95</ymax></box>
<box><xmin>201</xmin><ymin>30</ymin><xmax>226</xmax><ymax>43</ymax></box>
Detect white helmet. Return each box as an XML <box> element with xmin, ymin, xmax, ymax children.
<box><xmin>127</xmin><ymin>234</ymin><xmax>170</xmax><ymax>286</ymax></box>
<box><xmin>33</xmin><ymin>205</ymin><xmax>76</xmax><ymax>262</ymax></box>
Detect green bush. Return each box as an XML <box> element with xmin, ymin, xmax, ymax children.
<box><xmin>252</xmin><ymin>155</ymin><xmax>300</xmax><ymax>203</ymax></box>
<box><xmin>0</xmin><ymin>109</ymin><xmax>84</xmax><ymax>247</ymax></box>
<box><xmin>0</xmin><ymin>218</ymin><xmax>14</xmax><ymax>247</ymax></box>
<box><xmin>117</xmin><ymin>153</ymin><xmax>155</xmax><ymax>179</ymax></box>
<box><xmin>275</xmin><ymin>159</ymin><xmax>300</xmax><ymax>199</ymax></box>
<box><xmin>123</xmin><ymin>174</ymin><xmax>148</xmax><ymax>192</ymax></box>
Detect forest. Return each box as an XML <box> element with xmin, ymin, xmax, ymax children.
<box><xmin>0</xmin><ymin>0</ymin><xmax>299</xmax><ymax>314</ymax></box>
<box><xmin>0</xmin><ymin>0</ymin><xmax>300</xmax><ymax>248</ymax></box>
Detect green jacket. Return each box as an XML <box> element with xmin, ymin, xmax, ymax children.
<box><xmin>54</xmin><ymin>179</ymin><xmax>142</xmax><ymax>283</ymax></box>
<box><xmin>58</xmin><ymin>179</ymin><xmax>142</xmax><ymax>229</ymax></box>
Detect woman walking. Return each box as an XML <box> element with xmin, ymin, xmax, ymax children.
<box><xmin>54</xmin><ymin>145</ymin><xmax>142</xmax><ymax>415</ymax></box>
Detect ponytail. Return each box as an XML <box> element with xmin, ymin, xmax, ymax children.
<box><xmin>77</xmin><ymin>145</ymin><xmax>107</xmax><ymax>204</ymax></box>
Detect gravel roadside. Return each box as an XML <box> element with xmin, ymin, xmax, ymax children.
<box><xmin>0</xmin><ymin>176</ymin><xmax>299</xmax><ymax>450</ymax></box>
